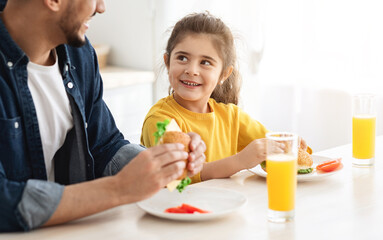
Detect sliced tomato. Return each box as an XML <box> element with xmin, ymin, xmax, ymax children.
<box><xmin>180</xmin><ymin>204</ymin><xmax>210</xmax><ymax>213</ymax></box>
<box><xmin>164</xmin><ymin>207</ymin><xmax>189</xmax><ymax>214</ymax></box>
<box><xmin>164</xmin><ymin>204</ymin><xmax>210</xmax><ymax>214</ymax></box>
<box><xmin>316</xmin><ymin>158</ymin><xmax>342</xmax><ymax>172</ymax></box>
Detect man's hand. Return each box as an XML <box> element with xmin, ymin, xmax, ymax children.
<box><xmin>44</xmin><ymin>134</ymin><xmax>206</xmax><ymax>227</ymax></box>
<box><xmin>115</xmin><ymin>143</ymin><xmax>189</xmax><ymax>203</ymax></box>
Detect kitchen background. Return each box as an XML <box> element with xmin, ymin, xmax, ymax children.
<box><xmin>87</xmin><ymin>0</ymin><xmax>383</xmax><ymax>151</ymax></box>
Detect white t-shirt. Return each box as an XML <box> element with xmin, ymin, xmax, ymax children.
<box><xmin>27</xmin><ymin>51</ymin><xmax>73</xmax><ymax>181</ymax></box>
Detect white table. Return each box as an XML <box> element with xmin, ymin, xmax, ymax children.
<box><xmin>2</xmin><ymin>136</ymin><xmax>382</xmax><ymax>240</ymax></box>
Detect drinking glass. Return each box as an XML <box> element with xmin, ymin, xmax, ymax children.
<box><xmin>352</xmin><ymin>94</ymin><xmax>376</xmax><ymax>167</ymax></box>
<box><xmin>266</xmin><ymin>132</ymin><xmax>298</xmax><ymax>223</ymax></box>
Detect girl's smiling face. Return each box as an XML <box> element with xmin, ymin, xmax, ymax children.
<box><xmin>165</xmin><ymin>33</ymin><xmax>226</xmax><ymax>113</ymax></box>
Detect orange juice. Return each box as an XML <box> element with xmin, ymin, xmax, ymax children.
<box><xmin>353</xmin><ymin>115</ymin><xmax>376</xmax><ymax>159</ymax></box>
<box><xmin>267</xmin><ymin>154</ymin><xmax>297</xmax><ymax>211</ymax></box>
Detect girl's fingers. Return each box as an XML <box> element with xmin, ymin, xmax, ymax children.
<box><xmin>187</xmin><ymin>153</ymin><xmax>205</xmax><ymax>173</ymax></box>
<box><xmin>299</xmin><ymin>137</ymin><xmax>308</xmax><ymax>150</ymax></box>
<box><xmin>187</xmin><ymin>132</ymin><xmax>200</xmax><ymax>151</ymax></box>
<box><xmin>187</xmin><ymin>132</ymin><xmax>206</xmax><ymax>153</ymax></box>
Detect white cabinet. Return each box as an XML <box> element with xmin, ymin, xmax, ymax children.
<box><xmin>101</xmin><ymin>67</ymin><xmax>154</xmax><ymax>144</ymax></box>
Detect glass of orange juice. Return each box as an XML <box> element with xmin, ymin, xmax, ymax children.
<box><xmin>266</xmin><ymin>132</ymin><xmax>298</xmax><ymax>223</ymax></box>
<box><xmin>352</xmin><ymin>94</ymin><xmax>376</xmax><ymax>167</ymax></box>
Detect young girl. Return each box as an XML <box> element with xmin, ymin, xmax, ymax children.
<box><xmin>141</xmin><ymin>12</ymin><xmax>308</xmax><ymax>183</ymax></box>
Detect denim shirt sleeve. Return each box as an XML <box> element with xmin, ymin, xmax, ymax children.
<box><xmin>0</xmin><ymin>1</ymin><xmax>6</xmax><ymax>10</ymax></box>
<box><xmin>0</xmin><ymin>160</ymin><xmax>64</xmax><ymax>232</ymax></box>
<box><xmin>16</xmin><ymin>180</ymin><xmax>64</xmax><ymax>231</ymax></box>
<box><xmin>103</xmin><ymin>143</ymin><xmax>145</xmax><ymax>176</ymax></box>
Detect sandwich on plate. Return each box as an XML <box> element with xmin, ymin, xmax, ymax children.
<box><xmin>260</xmin><ymin>148</ymin><xmax>313</xmax><ymax>174</ymax></box>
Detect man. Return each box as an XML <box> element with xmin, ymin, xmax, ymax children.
<box><xmin>0</xmin><ymin>0</ymin><xmax>206</xmax><ymax>232</ymax></box>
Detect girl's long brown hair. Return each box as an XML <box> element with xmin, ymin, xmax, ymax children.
<box><xmin>165</xmin><ymin>12</ymin><xmax>241</xmax><ymax>105</ymax></box>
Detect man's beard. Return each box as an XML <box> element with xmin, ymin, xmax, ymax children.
<box><xmin>59</xmin><ymin>8</ymin><xmax>86</xmax><ymax>47</ymax></box>
<box><xmin>66</xmin><ymin>27</ymin><xmax>86</xmax><ymax>47</ymax></box>
<box><xmin>59</xmin><ymin>20</ymin><xmax>85</xmax><ymax>47</ymax></box>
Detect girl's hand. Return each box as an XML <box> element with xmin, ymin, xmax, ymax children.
<box><xmin>238</xmin><ymin>138</ymin><xmax>268</xmax><ymax>169</ymax></box>
<box><xmin>186</xmin><ymin>132</ymin><xmax>207</xmax><ymax>176</ymax></box>
<box><xmin>299</xmin><ymin>136</ymin><xmax>308</xmax><ymax>151</ymax></box>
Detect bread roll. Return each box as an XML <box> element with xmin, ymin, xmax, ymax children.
<box><xmin>261</xmin><ymin>148</ymin><xmax>313</xmax><ymax>172</ymax></box>
<box><xmin>297</xmin><ymin>148</ymin><xmax>313</xmax><ymax>169</ymax></box>
<box><xmin>162</xmin><ymin>131</ymin><xmax>191</xmax><ymax>179</ymax></box>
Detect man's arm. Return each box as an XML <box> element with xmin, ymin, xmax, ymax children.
<box><xmin>102</xmin><ymin>143</ymin><xmax>145</xmax><ymax>176</ymax></box>
<box><xmin>43</xmin><ymin>143</ymin><xmax>188</xmax><ymax>226</ymax></box>
<box><xmin>42</xmin><ymin>175</ymin><xmax>122</xmax><ymax>226</ymax></box>
<box><xmin>0</xmin><ymin>144</ymin><xmax>185</xmax><ymax>232</ymax></box>
<box><xmin>0</xmin><ymin>134</ymin><xmax>205</xmax><ymax>231</ymax></box>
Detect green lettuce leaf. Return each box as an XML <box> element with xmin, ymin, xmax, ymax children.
<box><xmin>176</xmin><ymin>177</ymin><xmax>191</xmax><ymax>193</ymax></box>
<box><xmin>154</xmin><ymin>119</ymin><xmax>170</xmax><ymax>144</ymax></box>
<box><xmin>297</xmin><ymin>168</ymin><xmax>313</xmax><ymax>174</ymax></box>
<box><xmin>260</xmin><ymin>161</ymin><xmax>266</xmax><ymax>171</ymax></box>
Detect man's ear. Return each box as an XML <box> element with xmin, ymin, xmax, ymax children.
<box><xmin>163</xmin><ymin>53</ymin><xmax>170</xmax><ymax>71</ymax></box>
<box><xmin>43</xmin><ymin>0</ymin><xmax>61</xmax><ymax>12</ymax></box>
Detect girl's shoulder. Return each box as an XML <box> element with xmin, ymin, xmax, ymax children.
<box><xmin>209</xmin><ymin>98</ymin><xmax>255</xmax><ymax>123</ymax></box>
<box><xmin>145</xmin><ymin>95</ymin><xmax>176</xmax><ymax>119</ymax></box>
<box><xmin>209</xmin><ymin>98</ymin><xmax>241</xmax><ymax>114</ymax></box>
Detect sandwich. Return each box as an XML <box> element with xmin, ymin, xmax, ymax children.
<box><xmin>296</xmin><ymin>148</ymin><xmax>313</xmax><ymax>174</ymax></box>
<box><xmin>154</xmin><ymin>119</ymin><xmax>191</xmax><ymax>192</ymax></box>
<box><xmin>260</xmin><ymin>148</ymin><xmax>313</xmax><ymax>174</ymax></box>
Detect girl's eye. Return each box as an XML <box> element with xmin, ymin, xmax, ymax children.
<box><xmin>201</xmin><ymin>60</ymin><xmax>212</xmax><ymax>66</ymax></box>
<box><xmin>177</xmin><ymin>56</ymin><xmax>188</xmax><ymax>62</ymax></box>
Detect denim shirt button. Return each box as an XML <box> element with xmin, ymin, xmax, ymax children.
<box><xmin>65</xmin><ymin>65</ymin><xmax>69</xmax><ymax>72</ymax></box>
<box><xmin>67</xmin><ymin>82</ymin><xmax>74</xmax><ymax>89</ymax></box>
<box><xmin>7</xmin><ymin>61</ymin><xmax>13</xmax><ymax>68</ymax></box>
<box><xmin>85</xmin><ymin>122</ymin><xmax>88</xmax><ymax>128</ymax></box>
<box><xmin>14</xmin><ymin>121</ymin><xmax>19</xmax><ymax>129</ymax></box>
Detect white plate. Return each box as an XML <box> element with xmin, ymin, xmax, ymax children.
<box><xmin>248</xmin><ymin>155</ymin><xmax>343</xmax><ymax>182</ymax></box>
<box><xmin>137</xmin><ymin>186</ymin><xmax>247</xmax><ymax>221</ymax></box>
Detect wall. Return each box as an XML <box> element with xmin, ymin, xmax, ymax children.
<box><xmin>86</xmin><ymin>0</ymin><xmax>265</xmax><ymax>107</ymax></box>
<box><xmin>86</xmin><ymin>0</ymin><xmax>383</xmax><ymax>151</ymax></box>
<box><xmin>86</xmin><ymin>0</ymin><xmax>155</xmax><ymax>70</ymax></box>
<box><xmin>258</xmin><ymin>84</ymin><xmax>383</xmax><ymax>151</ymax></box>
<box><xmin>259</xmin><ymin>0</ymin><xmax>383</xmax><ymax>91</ymax></box>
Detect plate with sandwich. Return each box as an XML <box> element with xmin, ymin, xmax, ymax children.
<box><xmin>248</xmin><ymin>149</ymin><xmax>343</xmax><ymax>182</ymax></box>
<box><xmin>137</xmin><ymin>186</ymin><xmax>247</xmax><ymax>221</ymax></box>
<box><xmin>138</xmin><ymin>119</ymin><xmax>247</xmax><ymax>220</ymax></box>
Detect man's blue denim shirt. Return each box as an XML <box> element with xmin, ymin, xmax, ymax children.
<box><xmin>0</xmin><ymin>8</ymin><xmax>143</xmax><ymax>232</ymax></box>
